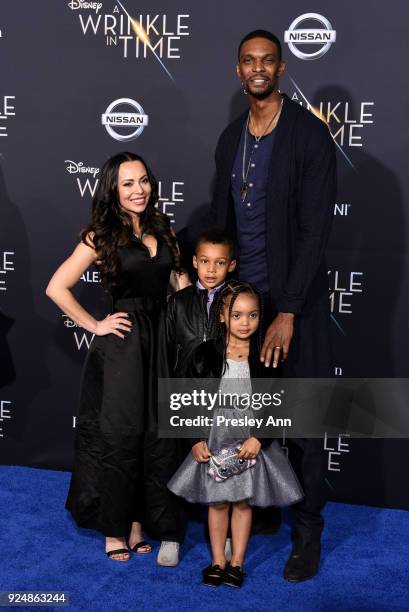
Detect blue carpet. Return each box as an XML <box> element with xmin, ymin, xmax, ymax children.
<box><xmin>1</xmin><ymin>466</ymin><xmax>408</xmax><ymax>611</ymax></box>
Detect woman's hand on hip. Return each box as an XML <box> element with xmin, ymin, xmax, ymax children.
<box><xmin>95</xmin><ymin>312</ymin><xmax>132</xmax><ymax>339</ymax></box>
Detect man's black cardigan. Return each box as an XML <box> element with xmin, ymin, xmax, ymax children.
<box><xmin>211</xmin><ymin>94</ymin><xmax>337</xmax><ymax>377</ymax></box>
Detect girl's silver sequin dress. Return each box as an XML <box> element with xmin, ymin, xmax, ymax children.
<box><xmin>168</xmin><ymin>359</ymin><xmax>303</xmax><ymax>507</ymax></box>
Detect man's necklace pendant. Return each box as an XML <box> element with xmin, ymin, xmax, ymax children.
<box><xmin>240</xmin><ymin>182</ymin><xmax>248</xmax><ymax>201</ymax></box>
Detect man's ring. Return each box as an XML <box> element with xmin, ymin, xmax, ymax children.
<box><xmin>274</xmin><ymin>346</ymin><xmax>281</xmax><ymax>349</ymax></box>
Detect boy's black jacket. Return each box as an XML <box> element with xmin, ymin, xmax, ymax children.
<box><xmin>166</xmin><ymin>284</ymin><xmax>218</xmax><ymax>376</ymax></box>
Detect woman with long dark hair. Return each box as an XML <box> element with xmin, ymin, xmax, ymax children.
<box><xmin>46</xmin><ymin>152</ymin><xmax>190</xmax><ymax>562</ymax></box>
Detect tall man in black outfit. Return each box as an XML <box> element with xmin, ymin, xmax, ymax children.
<box><xmin>211</xmin><ymin>30</ymin><xmax>337</xmax><ymax>582</ymax></box>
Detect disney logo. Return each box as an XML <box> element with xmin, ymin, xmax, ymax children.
<box><xmin>65</xmin><ymin>160</ymin><xmax>100</xmax><ymax>178</ymax></box>
<box><xmin>67</xmin><ymin>1</ymin><xmax>102</xmax><ymax>14</ymax></box>
<box><xmin>62</xmin><ymin>315</ymin><xmax>78</xmax><ymax>328</ymax></box>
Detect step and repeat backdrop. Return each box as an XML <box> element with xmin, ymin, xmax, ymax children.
<box><xmin>1</xmin><ymin>1</ymin><xmax>408</xmax><ymax>508</ymax></box>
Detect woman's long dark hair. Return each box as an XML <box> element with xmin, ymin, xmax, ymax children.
<box><xmin>208</xmin><ymin>280</ymin><xmax>264</xmax><ymax>372</ymax></box>
<box><xmin>81</xmin><ymin>152</ymin><xmax>183</xmax><ymax>288</ymax></box>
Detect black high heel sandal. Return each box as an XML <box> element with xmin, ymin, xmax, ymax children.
<box><xmin>106</xmin><ymin>548</ymin><xmax>130</xmax><ymax>562</ymax></box>
<box><xmin>222</xmin><ymin>563</ymin><xmax>246</xmax><ymax>588</ymax></box>
<box><xmin>202</xmin><ymin>563</ymin><xmax>225</xmax><ymax>587</ymax></box>
<box><xmin>130</xmin><ymin>540</ymin><xmax>152</xmax><ymax>554</ymax></box>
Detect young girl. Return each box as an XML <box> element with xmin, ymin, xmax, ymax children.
<box><xmin>168</xmin><ymin>281</ymin><xmax>303</xmax><ymax>588</ymax></box>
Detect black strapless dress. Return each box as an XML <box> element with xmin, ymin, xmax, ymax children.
<box><xmin>66</xmin><ymin>236</ymin><xmax>184</xmax><ymax>539</ymax></box>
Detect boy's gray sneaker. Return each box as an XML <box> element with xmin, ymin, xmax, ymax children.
<box><xmin>157</xmin><ymin>541</ymin><xmax>180</xmax><ymax>566</ymax></box>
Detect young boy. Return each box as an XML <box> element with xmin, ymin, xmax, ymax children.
<box><xmin>166</xmin><ymin>227</ymin><xmax>236</xmax><ymax>376</ymax></box>
<box><xmin>161</xmin><ymin>228</ymin><xmax>236</xmax><ymax>567</ymax></box>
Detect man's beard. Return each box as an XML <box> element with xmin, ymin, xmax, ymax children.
<box><xmin>246</xmin><ymin>80</ymin><xmax>275</xmax><ymax>100</ymax></box>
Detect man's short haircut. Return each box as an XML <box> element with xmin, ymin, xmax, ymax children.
<box><xmin>195</xmin><ymin>227</ymin><xmax>235</xmax><ymax>260</ymax></box>
<box><xmin>238</xmin><ymin>29</ymin><xmax>282</xmax><ymax>61</ymax></box>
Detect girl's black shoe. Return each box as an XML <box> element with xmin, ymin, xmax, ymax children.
<box><xmin>222</xmin><ymin>563</ymin><xmax>245</xmax><ymax>588</ymax></box>
<box><xmin>202</xmin><ymin>563</ymin><xmax>225</xmax><ymax>587</ymax></box>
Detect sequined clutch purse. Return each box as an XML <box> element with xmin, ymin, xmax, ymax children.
<box><xmin>207</xmin><ymin>443</ymin><xmax>257</xmax><ymax>482</ymax></box>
